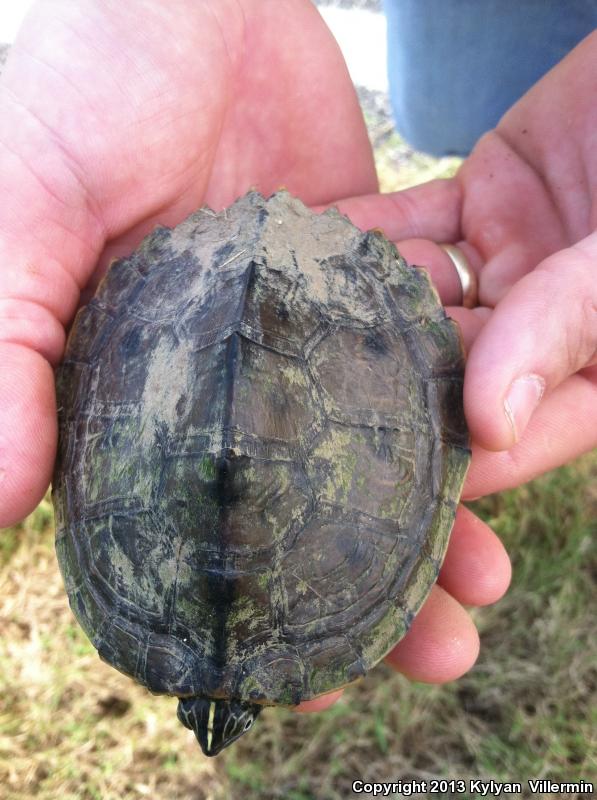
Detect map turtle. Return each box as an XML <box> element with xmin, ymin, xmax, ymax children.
<box><xmin>52</xmin><ymin>190</ymin><xmax>470</xmax><ymax>755</ymax></box>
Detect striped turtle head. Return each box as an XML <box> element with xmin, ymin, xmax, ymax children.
<box><xmin>177</xmin><ymin>697</ymin><xmax>262</xmax><ymax>756</ymax></box>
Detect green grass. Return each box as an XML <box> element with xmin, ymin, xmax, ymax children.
<box><xmin>0</xmin><ymin>453</ymin><xmax>594</xmax><ymax>799</ymax></box>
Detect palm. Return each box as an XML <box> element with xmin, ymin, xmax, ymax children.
<box><xmin>459</xmin><ymin>132</ymin><xmax>585</xmax><ymax>311</ymax></box>
<box><xmin>0</xmin><ymin>0</ymin><xmax>375</xmax><ymax>524</ymax></box>
<box><xmin>2</xmin><ymin>0</ymin><xmax>376</xmax><ymax>304</ymax></box>
<box><xmin>459</xmin><ymin>26</ymin><xmax>597</xmax><ymax>310</ymax></box>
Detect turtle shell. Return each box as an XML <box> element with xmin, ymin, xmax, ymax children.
<box><xmin>53</xmin><ymin>190</ymin><xmax>469</xmax><ymax>712</ymax></box>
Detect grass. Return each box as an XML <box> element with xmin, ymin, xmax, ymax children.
<box><xmin>1</xmin><ymin>453</ymin><xmax>595</xmax><ymax>800</ymax></box>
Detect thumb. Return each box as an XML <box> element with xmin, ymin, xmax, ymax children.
<box><xmin>0</xmin><ymin>121</ymin><xmax>103</xmax><ymax>528</ymax></box>
<box><xmin>0</xmin><ymin>344</ymin><xmax>58</xmax><ymax>527</ymax></box>
<box><xmin>465</xmin><ymin>231</ymin><xmax>597</xmax><ymax>451</ymax></box>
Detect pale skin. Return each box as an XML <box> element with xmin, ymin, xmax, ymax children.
<box><xmin>1</xmin><ymin>0</ymin><xmax>594</xmax><ymax>712</ymax></box>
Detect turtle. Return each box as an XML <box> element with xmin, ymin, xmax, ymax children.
<box><xmin>52</xmin><ymin>190</ymin><xmax>470</xmax><ymax>756</ymax></box>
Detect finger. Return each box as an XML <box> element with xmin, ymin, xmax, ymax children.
<box><xmin>397</xmin><ymin>239</ymin><xmax>483</xmax><ymax>307</ymax></box>
<box><xmin>0</xmin><ymin>343</ymin><xmax>57</xmax><ymax>527</ymax></box>
<box><xmin>0</xmin><ymin>156</ymin><xmax>99</xmax><ymax>528</ymax></box>
<box><xmin>294</xmin><ymin>690</ymin><xmax>344</xmax><ymax>713</ymax></box>
<box><xmin>445</xmin><ymin>306</ymin><xmax>490</xmax><ymax>354</ymax></box>
<box><xmin>313</xmin><ymin>178</ymin><xmax>463</xmax><ymax>243</ymax></box>
<box><xmin>385</xmin><ymin>585</ymin><xmax>480</xmax><ymax>683</ymax></box>
<box><xmin>464</xmin><ymin>371</ymin><xmax>597</xmax><ymax>498</ymax></box>
<box><xmin>438</xmin><ymin>505</ymin><xmax>511</xmax><ymax>606</ymax></box>
<box><xmin>465</xmin><ymin>233</ymin><xmax>597</xmax><ymax>451</ymax></box>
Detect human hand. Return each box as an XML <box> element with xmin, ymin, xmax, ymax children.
<box><xmin>0</xmin><ymin>0</ymin><xmax>376</xmax><ymax>526</ymax></box>
<box><xmin>0</xmin><ymin>0</ymin><xmax>509</xmax><ymax>711</ymax></box>
<box><xmin>311</xmin><ymin>29</ymin><xmax>597</xmax><ymax>710</ymax></box>
<box><xmin>337</xmin><ymin>29</ymin><xmax>597</xmax><ymax>493</ymax></box>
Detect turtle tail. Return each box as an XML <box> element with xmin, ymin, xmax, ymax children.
<box><xmin>176</xmin><ymin>696</ymin><xmax>262</xmax><ymax>756</ymax></box>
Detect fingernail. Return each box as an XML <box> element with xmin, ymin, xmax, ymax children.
<box><xmin>504</xmin><ymin>374</ymin><xmax>545</xmax><ymax>442</ymax></box>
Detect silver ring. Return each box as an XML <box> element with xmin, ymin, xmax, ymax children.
<box><xmin>440</xmin><ymin>244</ymin><xmax>479</xmax><ymax>308</ymax></box>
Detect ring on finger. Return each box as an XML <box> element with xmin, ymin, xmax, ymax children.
<box><xmin>439</xmin><ymin>244</ymin><xmax>479</xmax><ymax>308</ymax></box>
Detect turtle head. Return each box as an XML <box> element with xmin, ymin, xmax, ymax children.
<box><xmin>176</xmin><ymin>697</ymin><xmax>262</xmax><ymax>756</ymax></box>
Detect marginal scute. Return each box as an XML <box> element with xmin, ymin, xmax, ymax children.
<box><xmin>53</xmin><ymin>189</ymin><xmax>470</xmax><ymax>712</ymax></box>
